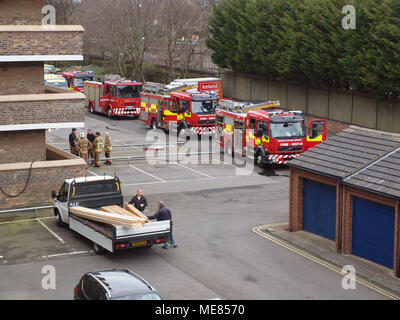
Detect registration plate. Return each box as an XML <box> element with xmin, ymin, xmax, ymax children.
<box><xmin>131</xmin><ymin>240</ymin><xmax>147</xmax><ymax>247</ymax></box>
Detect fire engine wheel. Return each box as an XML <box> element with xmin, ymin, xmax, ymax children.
<box><xmin>178</xmin><ymin>127</ymin><xmax>191</xmax><ymax>142</ymax></box>
<box><xmin>151</xmin><ymin>118</ymin><xmax>158</xmax><ymax>130</ymax></box>
<box><xmin>225</xmin><ymin>141</ymin><xmax>233</xmax><ymax>157</ymax></box>
<box><xmin>107</xmin><ymin>108</ymin><xmax>113</xmax><ymax>119</ymax></box>
<box><xmin>256</xmin><ymin>151</ymin><xmax>265</xmax><ymax>168</ymax></box>
<box><xmin>93</xmin><ymin>243</ymin><xmax>105</xmax><ymax>255</ymax></box>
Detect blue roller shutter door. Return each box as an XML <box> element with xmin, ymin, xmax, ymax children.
<box><xmin>303</xmin><ymin>179</ymin><xmax>336</xmax><ymax>241</ymax></box>
<box><xmin>352</xmin><ymin>197</ymin><xmax>394</xmax><ymax>269</ymax></box>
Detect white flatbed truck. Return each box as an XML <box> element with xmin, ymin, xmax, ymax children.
<box><xmin>52</xmin><ymin>176</ymin><xmax>171</xmax><ymax>254</ymax></box>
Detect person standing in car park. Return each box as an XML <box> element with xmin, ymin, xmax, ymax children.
<box><xmin>77</xmin><ymin>132</ymin><xmax>92</xmax><ymax>169</ymax></box>
<box><xmin>104</xmin><ymin>132</ymin><xmax>113</xmax><ymax>165</ymax></box>
<box><xmin>148</xmin><ymin>201</ymin><xmax>177</xmax><ymax>250</ymax></box>
<box><xmin>69</xmin><ymin>128</ymin><xmax>79</xmax><ymax>156</ymax></box>
<box><xmin>129</xmin><ymin>189</ymin><xmax>148</xmax><ymax>213</ymax></box>
<box><xmin>93</xmin><ymin>132</ymin><xmax>104</xmax><ymax>168</ymax></box>
<box><xmin>87</xmin><ymin>129</ymin><xmax>96</xmax><ymax>164</ymax></box>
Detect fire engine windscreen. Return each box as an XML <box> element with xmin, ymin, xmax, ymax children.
<box><xmin>74</xmin><ymin>76</ymin><xmax>95</xmax><ymax>88</ymax></box>
<box><xmin>191</xmin><ymin>99</ymin><xmax>217</xmax><ymax>115</ymax></box>
<box><xmin>116</xmin><ymin>85</ymin><xmax>142</xmax><ymax>98</ymax></box>
<box><xmin>270</xmin><ymin>121</ymin><xmax>306</xmax><ymax>139</ymax></box>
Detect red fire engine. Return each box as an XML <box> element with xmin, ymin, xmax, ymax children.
<box><xmin>140</xmin><ymin>80</ymin><xmax>220</xmax><ymax>137</ymax></box>
<box><xmin>84</xmin><ymin>80</ymin><xmax>143</xmax><ymax>118</ymax></box>
<box><xmin>62</xmin><ymin>71</ymin><xmax>95</xmax><ymax>92</ymax></box>
<box><xmin>216</xmin><ymin>100</ymin><xmax>327</xmax><ymax>166</ymax></box>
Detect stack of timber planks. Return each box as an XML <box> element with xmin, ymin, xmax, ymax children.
<box><xmin>70</xmin><ymin>204</ymin><xmax>149</xmax><ymax>229</ymax></box>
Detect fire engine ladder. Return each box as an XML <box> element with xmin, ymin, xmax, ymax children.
<box><xmin>218</xmin><ymin>100</ymin><xmax>281</xmax><ymax>113</ymax></box>
<box><xmin>143</xmin><ymin>82</ymin><xmax>198</xmax><ymax>95</ymax></box>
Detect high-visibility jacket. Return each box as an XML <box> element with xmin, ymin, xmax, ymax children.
<box><xmin>77</xmin><ymin>138</ymin><xmax>92</xmax><ymax>154</ymax></box>
<box><xmin>94</xmin><ymin>136</ymin><xmax>103</xmax><ymax>153</ymax></box>
<box><xmin>105</xmin><ymin>136</ymin><xmax>112</xmax><ymax>152</ymax></box>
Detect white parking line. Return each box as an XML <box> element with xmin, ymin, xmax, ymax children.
<box><xmin>173</xmin><ymin>163</ymin><xmax>214</xmax><ymax>179</ymax></box>
<box><xmin>37</xmin><ymin>219</ymin><xmax>65</xmax><ymax>244</ymax></box>
<box><xmin>124</xmin><ymin>177</ymin><xmax>213</xmax><ymax>187</ymax></box>
<box><xmin>128</xmin><ymin>165</ymin><xmax>167</xmax><ymax>182</ymax></box>
<box><xmin>86</xmin><ymin>170</ymin><xmax>98</xmax><ymax>176</ymax></box>
<box><xmin>41</xmin><ymin>250</ymin><xmax>94</xmax><ymax>259</ymax></box>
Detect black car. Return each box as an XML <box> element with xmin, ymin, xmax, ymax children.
<box><xmin>74</xmin><ymin>269</ymin><xmax>162</xmax><ymax>300</ymax></box>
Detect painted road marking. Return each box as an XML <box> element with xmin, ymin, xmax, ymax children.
<box><xmin>174</xmin><ymin>163</ymin><xmax>214</xmax><ymax>179</ymax></box>
<box><xmin>41</xmin><ymin>250</ymin><xmax>94</xmax><ymax>259</ymax></box>
<box><xmin>37</xmin><ymin>219</ymin><xmax>65</xmax><ymax>245</ymax></box>
<box><xmin>86</xmin><ymin>170</ymin><xmax>98</xmax><ymax>176</ymax></box>
<box><xmin>253</xmin><ymin>224</ymin><xmax>400</xmax><ymax>300</ymax></box>
<box><xmin>128</xmin><ymin>165</ymin><xmax>167</xmax><ymax>182</ymax></box>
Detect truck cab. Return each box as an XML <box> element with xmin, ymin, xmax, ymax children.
<box><xmin>216</xmin><ymin>101</ymin><xmax>327</xmax><ymax>166</ymax></box>
<box><xmin>62</xmin><ymin>71</ymin><xmax>95</xmax><ymax>92</ymax></box>
<box><xmin>52</xmin><ymin>176</ymin><xmax>171</xmax><ymax>254</ymax></box>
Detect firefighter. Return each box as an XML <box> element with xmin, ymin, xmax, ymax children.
<box><xmin>69</xmin><ymin>128</ymin><xmax>79</xmax><ymax>156</ymax></box>
<box><xmin>93</xmin><ymin>132</ymin><xmax>104</xmax><ymax>168</ymax></box>
<box><xmin>77</xmin><ymin>132</ymin><xmax>92</xmax><ymax>169</ymax></box>
<box><xmin>87</xmin><ymin>129</ymin><xmax>96</xmax><ymax>164</ymax></box>
<box><xmin>104</xmin><ymin>132</ymin><xmax>112</xmax><ymax>165</ymax></box>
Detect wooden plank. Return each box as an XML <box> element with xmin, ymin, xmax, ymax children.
<box><xmin>125</xmin><ymin>204</ymin><xmax>150</xmax><ymax>223</ymax></box>
<box><xmin>70</xmin><ymin>207</ymin><xmax>145</xmax><ymax>228</ymax></box>
<box><xmin>101</xmin><ymin>205</ymin><xmax>147</xmax><ymax>222</ymax></box>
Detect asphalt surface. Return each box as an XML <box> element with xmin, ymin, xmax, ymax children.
<box><xmin>0</xmin><ymin>112</ymin><xmax>388</xmax><ymax>300</ymax></box>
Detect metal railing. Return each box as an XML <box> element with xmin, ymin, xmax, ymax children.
<box><xmin>0</xmin><ymin>205</ymin><xmax>53</xmax><ymax>218</ymax></box>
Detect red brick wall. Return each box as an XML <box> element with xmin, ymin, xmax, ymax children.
<box><xmin>0</xmin><ymin>161</ymin><xmax>85</xmax><ymax>210</ymax></box>
<box><xmin>0</xmin><ymin>0</ymin><xmax>43</xmax><ymax>25</ymax></box>
<box><xmin>0</xmin><ymin>130</ymin><xmax>46</xmax><ymax>164</ymax></box>
<box><xmin>0</xmin><ymin>31</ymin><xmax>83</xmax><ymax>56</ymax></box>
<box><xmin>0</xmin><ymin>63</ymin><xmax>44</xmax><ymax>95</ymax></box>
<box><xmin>0</xmin><ymin>97</ymin><xmax>85</xmax><ymax>126</ymax></box>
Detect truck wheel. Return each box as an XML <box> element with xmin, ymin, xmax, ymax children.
<box><xmin>151</xmin><ymin>118</ymin><xmax>158</xmax><ymax>130</ymax></box>
<box><xmin>107</xmin><ymin>108</ymin><xmax>113</xmax><ymax>119</ymax></box>
<box><xmin>89</xmin><ymin>103</ymin><xmax>95</xmax><ymax>114</ymax></box>
<box><xmin>178</xmin><ymin>127</ymin><xmax>191</xmax><ymax>142</ymax></box>
<box><xmin>93</xmin><ymin>243</ymin><xmax>105</xmax><ymax>255</ymax></box>
<box><xmin>55</xmin><ymin>210</ymin><xmax>67</xmax><ymax>228</ymax></box>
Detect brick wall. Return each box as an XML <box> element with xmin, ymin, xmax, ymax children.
<box><xmin>0</xmin><ymin>159</ymin><xmax>86</xmax><ymax>210</ymax></box>
<box><xmin>0</xmin><ymin>130</ymin><xmax>46</xmax><ymax>164</ymax></box>
<box><xmin>0</xmin><ymin>63</ymin><xmax>44</xmax><ymax>95</ymax></box>
<box><xmin>0</xmin><ymin>97</ymin><xmax>85</xmax><ymax>125</ymax></box>
<box><xmin>0</xmin><ymin>0</ymin><xmax>43</xmax><ymax>25</ymax></box>
<box><xmin>0</xmin><ymin>31</ymin><xmax>83</xmax><ymax>56</ymax></box>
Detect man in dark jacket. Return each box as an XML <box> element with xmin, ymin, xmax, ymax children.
<box><xmin>69</xmin><ymin>128</ymin><xmax>79</xmax><ymax>156</ymax></box>
<box><xmin>129</xmin><ymin>189</ymin><xmax>148</xmax><ymax>213</ymax></box>
<box><xmin>148</xmin><ymin>201</ymin><xmax>177</xmax><ymax>249</ymax></box>
<box><xmin>87</xmin><ymin>129</ymin><xmax>96</xmax><ymax>163</ymax></box>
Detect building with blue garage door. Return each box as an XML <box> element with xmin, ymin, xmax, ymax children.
<box><xmin>287</xmin><ymin>127</ymin><xmax>400</xmax><ymax>276</ymax></box>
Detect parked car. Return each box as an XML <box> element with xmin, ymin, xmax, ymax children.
<box><xmin>45</xmin><ymin>74</ymin><xmax>69</xmax><ymax>89</ymax></box>
<box><xmin>74</xmin><ymin>269</ymin><xmax>162</xmax><ymax>300</ymax></box>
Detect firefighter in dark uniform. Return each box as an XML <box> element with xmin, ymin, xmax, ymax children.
<box><xmin>69</xmin><ymin>128</ymin><xmax>79</xmax><ymax>156</ymax></box>
<box><xmin>87</xmin><ymin>129</ymin><xmax>96</xmax><ymax>164</ymax></box>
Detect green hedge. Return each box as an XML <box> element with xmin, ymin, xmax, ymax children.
<box><xmin>206</xmin><ymin>0</ymin><xmax>400</xmax><ymax>99</ymax></box>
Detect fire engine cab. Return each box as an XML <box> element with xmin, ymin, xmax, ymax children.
<box><xmin>62</xmin><ymin>71</ymin><xmax>95</xmax><ymax>92</ymax></box>
<box><xmin>140</xmin><ymin>81</ymin><xmax>219</xmax><ymax>138</ymax></box>
<box><xmin>216</xmin><ymin>100</ymin><xmax>327</xmax><ymax>166</ymax></box>
<box><xmin>84</xmin><ymin>80</ymin><xmax>143</xmax><ymax>118</ymax></box>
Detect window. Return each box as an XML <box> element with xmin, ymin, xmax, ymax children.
<box><xmin>262</xmin><ymin>121</ymin><xmax>269</xmax><ymax>138</ymax></box>
<box><xmin>250</xmin><ymin>118</ymin><xmax>256</xmax><ymax>130</ymax></box>
<box><xmin>82</xmin><ymin>276</ymin><xmax>106</xmax><ymax>300</ymax></box>
<box><xmin>110</xmin><ymin>86</ymin><xmax>115</xmax><ymax>98</ymax></box>
<box><xmin>270</xmin><ymin>121</ymin><xmax>306</xmax><ymax>139</ymax></box>
<box><xmin>191</xmin><ymin>100</ymin><xmax>217</xmax><ymax>115</ymax></box>
<box><xmin>116</xmin><ymin>85</ymin><xmax>141</xmax><ymax>98</ymax></box>
<box><xmin>74</xmin><ymin>77</ymin><xmax>94</xmax><ymax>88</ymax></box>
<box><xmin>57</xmin><ymin>183</ymin><xmax>69</xmax><ymax>203</ymax></box>
<box><xmin>309</xmin><ymin>120</ymin><xmax>326</xmax><ymax>139</ymax></box>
